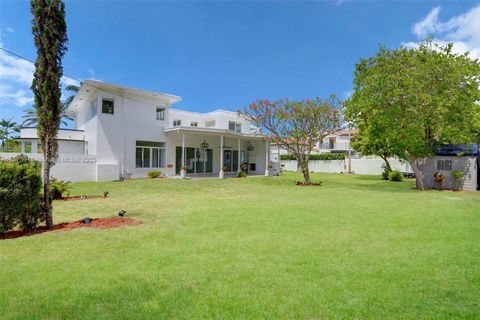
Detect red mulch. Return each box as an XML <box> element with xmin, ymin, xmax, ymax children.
<box><xmin>296</xmin><ymin>181</ymin><xmax>322</xmax><ymax>186</ymax></box>
<box><xmin>60</xmin><ymin>196</ymin><xmax>110</xmax><ymax>201</ymax></box>
<box><xmin>0</xmin><ymin>217</ymin><xmax>143</xmax><ymax>240</ymax></box>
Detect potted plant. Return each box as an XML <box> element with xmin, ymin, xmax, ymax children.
<box><xmin>452</xmin><ymin>169</ymin><xmax>464</xmax><ymax>191</ymax></box>
<box><xmin>434</xmin><ymin>172</ymin><xmax>445</xmax><ymax>190</ymax></box>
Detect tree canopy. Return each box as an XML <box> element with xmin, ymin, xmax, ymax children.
<box><xmin>345</xmin><ymin>40</ymin><xmax>480</xmax><ymax>189</ymax></box>
<box><xmin>241</xmin><ymin>96</ymin><xmax>341</xmax><ymax>183</ymax></box>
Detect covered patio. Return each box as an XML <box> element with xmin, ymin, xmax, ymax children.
<box><xmin>164</xmin><ymin>126</ymin><xmax>270</xmax><ymax>178</ymax></box>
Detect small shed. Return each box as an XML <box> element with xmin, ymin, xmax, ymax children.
<box><xmin>421</xmin><ymin>144</ymin><xmax>478</xmax><ymax>191</ymax></box>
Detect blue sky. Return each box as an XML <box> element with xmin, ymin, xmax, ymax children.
<box><xmin>1</xmin><ymin>1</ymin><xmax>479</xmax><ymax>128</ymax></box>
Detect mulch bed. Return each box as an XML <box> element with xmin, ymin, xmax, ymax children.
<box><xmin>296</xmin><ymin>181</ymin><xmax>322</xmax><ymax>186</ymax></box>
<box><xmin>0</xmin><ymin>217</ymin><xmax>143</xmax><ymax>240</ymax></box>
<box><xmin>60</xmin><ymin>196</ymin><xmax>110</xmax><ymax>201</ymax></box>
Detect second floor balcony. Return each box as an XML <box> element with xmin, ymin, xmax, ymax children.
<box><xmin>319</xmin><ymin>141</ymin><xmax>351</xmax><ymax>151</ymax></box>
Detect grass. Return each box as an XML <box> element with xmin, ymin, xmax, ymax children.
<box><xmin>1</xmin><ymin>172</ymin><xmax>479</xmax><ymax>319</ymax></box>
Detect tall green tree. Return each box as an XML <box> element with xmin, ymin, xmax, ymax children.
<box><xmin>31</xmin><ymin>0</ymin><xmax>68</xmax><ymax>228</ymax></box>
<box><xmin>241</xmin><ymin>97</ymin><xmax>341</xmax><ymax>184</ymax></box>
<box><xmin>345</xmin><ymin>41</ymin><xmax>480</xmax><ymax>190</ymax></box>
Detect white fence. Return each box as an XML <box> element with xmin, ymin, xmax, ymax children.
<box><xmin>281</xmin><ymin>157</ymin><xmax>412</xmax><ymax>175</ymax></box>
<box><xmin>0</xmin><ymin>153</ymin><xmax>97</xmax><ymax>182</ymax></box>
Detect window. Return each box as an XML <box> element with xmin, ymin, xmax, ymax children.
<box><xmin>135</xmin><ymin>141</ymin><xmax>166</xmax><ymax>168</ymax></box>
<box><xmin>102</xmin><ymin>99</ymin><xmax>114</xmax><ymax>114</ymax></box>
<box><xmin>228</xmin><ymin>121</ymin><xmax>241</xmax><ymax>133</ymax></box>
<box><xmin>437</xmin><ymin>160</ymin><xmax>452</xmax><ymax>171</ymax></box>
<box><xmin>156</xmin><ymin>107</ymin><xmax>165</xmax><ymax>120</ymax></box>
<box><xmin>173</xmin><ymin>119</ymin><xmax>181</xmax><ymax>127</ymax></box>
<box><xmin>190</xmin><ymin>122</ymin><xmax>198</xmax><ymax>127</ymax></box>
<box><xmin>24</xmin><ymin>142</ymin><xmax>32</xmax><ymax>153</ymax></box>
<box><xmin>205</xmin><ymin>120</ymin><xmax>215</xmax><ymax>127</ymax></box>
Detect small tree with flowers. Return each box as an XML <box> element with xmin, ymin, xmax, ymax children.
<box><xmin>240</xmin><ymin>96</ymin><xmax>341</xmax><ymax>184</ymax></box>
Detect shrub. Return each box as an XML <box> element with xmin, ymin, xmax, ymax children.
<box><xmin>49</xmin><ymin>178</ymin><xmax>71</xmax><ymax>200</ymax></box>
<box><xmin>280</xmin><ymin>153</ymin><xmax>345</xmax><ymax>161</ymax></box>
<box><xmin>237</xmin><ymin>171</ymin><xmax>247</xmax><ymax>178</ymax></box>
<box><xmin>148</xmin><ymin>170</ymin><xmax>161</xmax><ymax>178</ymax></box>
<box><xmin>452</xmin><ymin>169</ymin><xmax>464</xmax><ymax>190</ymax></box>
<box><xmin>388</xmin><ymin>170</ymin><xmax>403</xmax><ymax>182</ymax></box>
<box><xmin>0</xmin><ymin>155</ymin><xmax>43</xmax><ymax>233</ymax></box>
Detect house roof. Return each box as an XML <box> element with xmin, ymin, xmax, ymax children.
<box><xmin>67</xmin><ymin>80</ymin><xmax>182</xmax><ymax>114</ymax></box>
<box><xmin>332</xmin><ymin>129</ymin><xmax>358</xmax><ymax>136</ymax></box>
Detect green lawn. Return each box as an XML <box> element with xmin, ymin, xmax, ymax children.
<box><xmin>1</xmin><ymin>173</ymin><xmax>479</xmax><ymax>319</ymax></box>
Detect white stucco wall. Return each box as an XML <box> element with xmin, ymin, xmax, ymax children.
<box><xmin>281</xmin><ymin>157</ymin><xmax>412</xmax><ymax>175</ymax></box>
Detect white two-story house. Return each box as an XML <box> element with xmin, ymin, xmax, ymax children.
<box><xmin>16</xmin><ymin>80</ymin><xmax>273</xmax><ymax>181</ymax></box>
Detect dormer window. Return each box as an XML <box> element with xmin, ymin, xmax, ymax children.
<box><xmin>156</xmin><ymin>107</ymin><xmax>165</xmax><ymax>120</ymax></box>
<box><xmin>205</xmin><ymin>120</ymin><xmax>215</xmax><ymax>127</ymax></box>
<box><xmin>228</xmin><ymin>121</ymin><xmax>241</xmax><ymax>133</ymax></box>
<box><xmin>173</xmin><ymin>119</ymin><xmax>181</xmax><ymax>127</ymax></box>
<box><xmin>102</xmin><ymin>98</ymin><xmax>114</xmax><ymax>114</ymax></box>
<box><xmin>190</xmin><ymin>122</ymin><xmax>198</xmax><ymax>127</ymax></box>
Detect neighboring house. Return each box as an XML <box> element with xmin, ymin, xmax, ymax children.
<box><xmin>316</xmin><ymin>129</ymin><xmax>357</xmax><ymax>154</ymax></box>
<box><xmin>14</xmin><ymin>80</ymin><xmax>274</xmax><ymax>181</ymax></box>
<box><xmin>420</xmin><ymin>144</ymin><xmax>478</xmax><ymax>191</ymax></box>
<box><xmin>271</xmin><ymin>129</ymin><xmax>357</xmax><ymax>157</ymax></box>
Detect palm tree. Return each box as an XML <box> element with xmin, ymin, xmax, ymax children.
<box><xmin>0</xmin><ymin>119</ymin><xmax>18</xmax><ymax>150</ymax></box>
<box><xmin>22</xmin><ymin>82</ymin><xmax>80</xmax><ymax>127</ymax></box>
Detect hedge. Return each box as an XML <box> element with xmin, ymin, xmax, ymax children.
<box><xmin>280</xmin><ymin>153</ymin><xmax>346</xmax><ymax>161</ymax></box>
<box><xmin>0</xmin><ymin>155</ymin><xmax>43</xmax><ymax>233</ymax></box>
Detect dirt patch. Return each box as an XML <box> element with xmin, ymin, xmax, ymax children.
<box><xmin>296</xmin><ymin>181</ymin><xmax>322</xmax><ymax>186</ymax></box>
<box><xmin>0</xmin><ymin>217</ymin><xmax>142</xmax><ymax>240</ymax></box>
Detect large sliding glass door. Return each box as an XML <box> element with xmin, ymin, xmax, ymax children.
<box><xmin>176</xmin><ymin>147</ymin><xmax>212</xmax><ymax>174</ymax></box>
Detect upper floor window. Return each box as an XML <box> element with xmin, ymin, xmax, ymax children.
<box><xmin>173</xmin><ymin>119</ymin><xmax>181</xmax><ymax>127</ymax></box>
<box><xmin>228</xmin><ymin>121</ymin><xmax>241</xmax><ymax>133</ymax></box>
<box><xmin>190</xmin><ymin>122</ymin><xmax>198</xmax><ymax>127</ymax></box>
<box><xmin>205</xmin><ymin>120</ymin><xmax>215</xmax><ymax>127</ymax></box>
<box><xmin>102</xmin><ymin>98</ymin><xmax>114</xmax><ymax>115</ymax></box>
<box><xmin>156</xmin><ymin>107</ymin><xmax>165</xmax><ymax>120</ymax></box>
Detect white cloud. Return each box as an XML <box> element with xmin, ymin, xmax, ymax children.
<box><xmin>0</xmin><ymin>52</ymin><xmax>35</xmax><ymax>85</ymax></box>
<box><xmin>412</xmin><ymin>6</ymin><xmax>441</xmax><ymax>38</ymax></box>
<box><xmin>0</xmin><ymin>85</ymin><xmax>34</xmax><ymax>107</ymax></box>
<box><xmin>6</xmin><ymin>27</ymin><xmax>14</xmax><ymax>33</ymax></box>
<box><xmin>0</xmin><ymin>49</ymin><xmax>80</xmax><ymax>107</ymax></box>
<box><xmin>410</xmin><ymin>5</ymin><xmax>480</xmax><ymax>59</ymax></box>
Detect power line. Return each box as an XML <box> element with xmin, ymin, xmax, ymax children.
<box><xmin>0</xmin><ymin>46</ymin><xmax>83</xmax><ymax>83</ymax></box>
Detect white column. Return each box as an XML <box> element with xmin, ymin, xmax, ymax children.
<box><xmin>237</xmin><ymin>138</ymin><xmax>241</xmax><ymax>172</ymax></box>
<box><xmin>20</xmin><ymin>141</ymin><xmax>25</xmax><ymax>153</ymax></box>
<box><xmin>181</xmin><ymin>133</ymin><xmax>186</xmax><ymax>178</ymax></box>
<box><xmin>219</xmin><ymin>135</ymin><xmax>224</xmax><ymax>178</ymax></box>
<box><xmin>265</xmin><ymin>140</ymin><xmax>270</xmax><ymax>176</ymax></box>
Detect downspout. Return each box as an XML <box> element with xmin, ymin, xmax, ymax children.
<box><xmin>121</xmin><ymin>93</ymin><xmax>127</xmax><ymax>178</ymax></box>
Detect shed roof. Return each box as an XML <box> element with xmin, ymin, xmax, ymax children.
<box><xmin>433</xmin><ymin>144</ymin><xmax>478</xmax><ymax>157</ymax></box>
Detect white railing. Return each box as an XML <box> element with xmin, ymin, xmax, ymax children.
<box><xmin>318</xmin><ymin>142</ymin><xmax>351</xmax><ymax>150</ymax></box>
